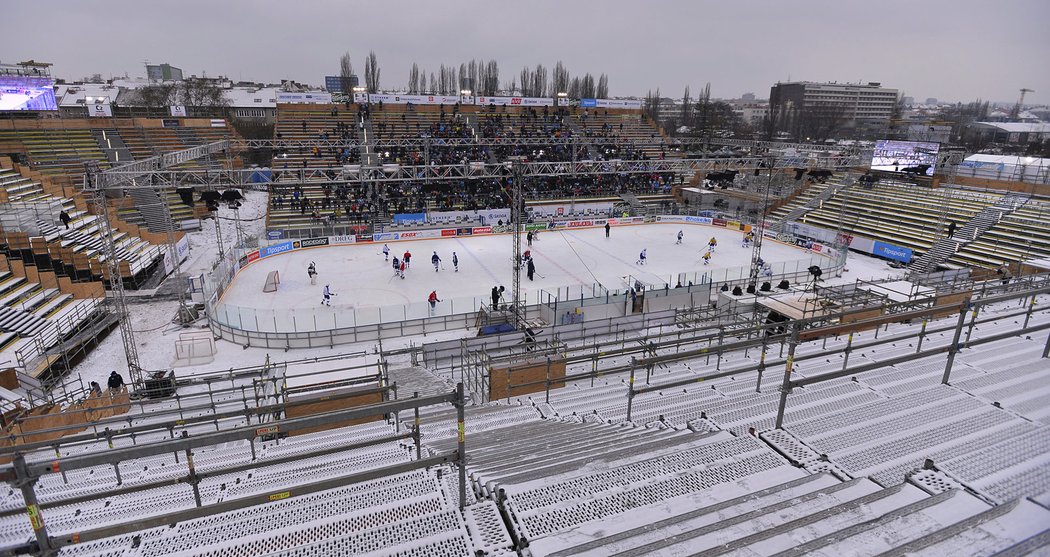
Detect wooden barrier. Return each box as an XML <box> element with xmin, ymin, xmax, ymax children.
<box><xmin>489</xmin><ymin>358</ymin><xmax>567</xmax><ymax>400</ymax></box>
<box><xmin>0</xmin><ymin>388</ymin><xmax>131</xmax><ymax>464</ymax></box>
<box><xmin>283</xmin><ymin>385</ymin><xmax>384</xmax><ymax>437</ymax></box>
<box><xmin>932</xmin><ymin>291</ymin><xmax>973</xmax><ymax>318</ymax></box>
<box><xmin>0</xmin><ymin>368</ymin><xmax>19</xmax><ymax>391</ymax></box>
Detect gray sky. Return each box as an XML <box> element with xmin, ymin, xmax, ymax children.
<box><xmin>3</xmin><ymin>0</ymin><xmax>1049</xmax><ymax>105</ymax></box>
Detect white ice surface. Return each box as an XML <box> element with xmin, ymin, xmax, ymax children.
<box><xmin>219</xmin><ymin>223</ymin><xmax>826</xmax><ymax>313</ymax></box>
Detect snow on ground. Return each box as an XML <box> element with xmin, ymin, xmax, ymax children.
<box><xmin>220</xmin><ymin>223</ymin><xmax>825</xmax><ymax>317</ymax></box>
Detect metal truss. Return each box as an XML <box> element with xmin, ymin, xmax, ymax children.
<box><xmin>97</xmin><ymin>140</ymin><xmax>231</xmax><ymax>189</ymax></box>
<box><xmin>90</xmin><ymin>152</ymin><xmax>867</xmax><ymax>191</ymax></box>
<box><xmin>240</xmin><ymin>135</ymin><xmax>861</xmax><ymax>154</ymax></box>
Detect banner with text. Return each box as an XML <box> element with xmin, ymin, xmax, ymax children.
<box><xmin>580</xmin><ymin>98</ymin><xmax>644</xmax><ymax>109</ymax></box>
<box><xmin>475</xmin><ymin>96</ymin><xmax>554</xmax><ymax>107</ymax></box>
<box><xmin>276</xmin><ymin>92</ymin><xmax>333</xmax><ymax>104</ymax></box>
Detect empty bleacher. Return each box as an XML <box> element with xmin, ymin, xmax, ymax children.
<box><xmin>0</xmin><ymin>159</ymin><xmax>165</xmax><ymax>287</ymax></box>
<box><xmin>0</xmin><ymin>119</ymin><xmax>239</xmax><ymax>230</ymax></box>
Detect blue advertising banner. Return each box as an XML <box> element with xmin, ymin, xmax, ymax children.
<box><xmin>873</xmin><ymin>241</ymin><xmax>913</xmax><ymax>263</ymax></box>
<box><xmin>392</xmin><ymin>213</ymin><xmax>427</xmax><ymax>224</ymax></box>
<box><xmin>260</xmin><ymin>241</ymin><xmax>294</xmax><ymax>258</ymax></box>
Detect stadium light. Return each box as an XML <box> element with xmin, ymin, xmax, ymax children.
<box><xmin>556</xmin><ymin>92</ymin><xmax>568</xmax><ymax>98</ymax></box>
<box><xmin>352</xmin><ymin>86</ymin><xmax>365</xmax><ymax>93</ymax></box>
<box><xmin>460</xmin><ymin>89</ymin><xmax>472</xmax><ymax>95</ymax></box>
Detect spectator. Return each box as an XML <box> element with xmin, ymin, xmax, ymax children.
<box><xmin>107</xmin><ymin>371</ymin><xmax>125</xmax><ymax>392</ymax></box>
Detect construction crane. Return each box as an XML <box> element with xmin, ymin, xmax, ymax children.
<box><xmin>1011</xmin><ymin>88</ymin><xmax>1034</xmax><ymax>120</ymax></box>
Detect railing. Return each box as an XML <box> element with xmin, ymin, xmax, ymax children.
<box><xmin>205</xmin><ymin>219</ymin><xmax>845</xmax><ymax>345</ymax></box>
<box><xmin>13</xmin><ymin>298</ymin><xmax>107</xmax><ymax>373</ymax></box>
<box><xmin>502</xmin><ymin>276</ymin><xmax>1050</xmax><ymax>424</ymax></box>
<box><xmin>0</xmin><ymin>385</ymin><xmax>468</xmax><ymax>555</ymax></box>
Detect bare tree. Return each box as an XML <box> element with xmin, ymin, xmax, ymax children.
<box><xmin>339</xmin><ymin>51</ymin><xmax>354</xmax><ymax>97</ymax></box>
<box><xmin>135</xmin><ymin>83</ymin><xmax>179</xmax><ymax>108</ymax></box>
<box><xmin>458</xmin><ymin>63</ymin><xmax>468</xmax><ymax>92</ymax></box>
<box><xmin>679</xmin><ymin>86</ymin><xmax>692</xmax><ymax>131</ymax></box>
<box><xmin>467</xmin><ymin>60</ymin><xmax>479</xmax><ymax>94</ymax></box>
<box><xmin>519</xmin><ymin>66</ymin><xmax>533</xmax><ymax>96</ymax></box>
<box><xmin>891</xmin><ymin>91</ymin><xmax>905</xmax><ymax>120</ymax></box>
<box><xmin>596</xmin><ymin>74</ymin><xmax>609</xmax><ymax>98</ymax></box>
<box><xmin>364</xmin><ymin>50</ymin><xmax>380</xmax><ymax>94</ymax></box>
<box><xmin>695</xmin><ymin>83</ymin><xmax>713</xmax><ymax>137</ymax></box>
<box><xmin>408</xmin><ymin>63</ymin><xmax>421</xmax><ymax>94</ymax></box>
<box><xmin>579</xmin><ymin>74</ymin><xmax>595</xmax><ymax>98</ymax></box>
<box><xmin>429</xmin><ymin>72</ymin><xmax>437</xmax><ymax>95</ymax></box>
<box><xmin>568</xmin><ymin>76</ymin><xmax>581</xmax><ymax>98</ymax></box>
<box><xmin>175</xmin><ymin>78</ymin><xmax>228</xmax><ymax>110</ymax></box>
<box><xmin>644</xmin><ymin>88</ymin><xmax>661</xmax><ymax>122</ymax></box>
<box><xmin>534</xmin><ymin>64</ymin><xmax>548</xmax><ymax>97</ymax></box>
<box><xmin>552</xmin><ymin>61</ymin><xmax>570</xmax><ymax>95</ymax></box>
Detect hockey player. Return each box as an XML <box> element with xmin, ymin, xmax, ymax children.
<box><xmin>637</xmin><ymin>248</ymin><xmax>647</xmax><ymax>265</ymax></box>
<box><xmin>708</xmin><ymin>237</ymin><xmax>718</xmax><ymax>253</ymax></box>
<box><xmin>527</xmin><ymin>258</ymin><xmax>536</xmax><ymax>281</ymax></box>
<box><xmin>307</xmin><ymin>262</ymin><xmax>318</xmax><ymax>285</ymax></box>
<box><xmin>382</xmin><ymin>244</ymin><xmax>390</xmax><ymax>261</ymax></box>
<box><xmin>391</xmin><ymin>256</ymin><xmax>401</xmax><ymax>277</ymax></box>
<box><xmin>742</xmin><ymin>231</ymin><xmax>754</xmax><ymax>248</ymax></box>
<box><xmin>676</xmin><ymin>230</ymin><xmax>684</xmax><ymax>245</ymax></box>
<box><xmin>702</xmin><ymin>251</ymin><xmax>712</xmax><ymax>265</ymax></box>
<box><xmin>428</xmin><ymin>290</ymin><xmax>441</xmax><ymax>313</ymax></box>
<box><xmin>432</xmin><ymin>251</ymin><xmax>442</xmax><ymax>272</ymax></box>
<box><xmin>403</xmin><ymin>250</ymin><xmax>412</xmax><ymax>269</ymax></box>
<box><xmin>321</xmin><ymin>284</ymin><xmax>334</xmax><ymax>306</ymax></box>
<box><xmin>399</xmin><ymin>260</ymin><xmax>406</xmax><ymax>279</ymax></box>
<box><xmin>605</xmin><ymin>222</ymin><xmax>610</xmax><ymax>238</ymax></box>
<box><xmin>522</xmin><ymin>249</ymin><xmax>532</xmax><ymax>264</ymax></box>
<box><xmin>452</xmin><ymin>252</ymin><xmax>459</xmax><ymax>272</ymax></box>
<box><xmin>527</xmin><ymin>231</ymin><xmax>533</xmax><ymax>246</ymax></box>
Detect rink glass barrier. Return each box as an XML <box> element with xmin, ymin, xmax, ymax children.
<box><xmin>203</xmin><ymin>220</ymin><xmax>847</xmax><ymax>335</ymax></box>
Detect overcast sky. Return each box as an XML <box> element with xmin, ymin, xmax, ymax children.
<box><xmin>3</xmin><ymin>0</ymin><xmax>1048</xmax><ymax>105</ymax></box>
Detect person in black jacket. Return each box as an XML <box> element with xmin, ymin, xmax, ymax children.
<box><xmin>107</xmin><ymin>371</ymin><xmax>125</xmax><ymax>392</ymax></box>
<box><xmin>59</xmin><ymin>210</ymin><xmax>71</xmax><ymax>230</ymax></box>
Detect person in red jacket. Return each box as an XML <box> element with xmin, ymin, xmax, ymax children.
<box><xmin>428</xmin><ymin>290</ymin><xmax>441</xmax><ymax>313</ymax></box>
<box><xmin>403</xmin><ymin>250</ymin><xmax>412</xmax><ymax>269</ymax></box>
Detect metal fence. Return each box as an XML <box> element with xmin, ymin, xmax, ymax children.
<box><xmin>204</xmin><ymin>220</ymin><xmax>846</xmax><ymax>339</ymax></box>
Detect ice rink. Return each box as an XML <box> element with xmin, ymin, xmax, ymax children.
<box><xmin>219</xmin><ymin>223</ymin><xmax>828</xmax><ymax>317</ymax></box>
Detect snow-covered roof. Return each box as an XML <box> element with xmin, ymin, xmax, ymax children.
<box><xmin>225</xmin><ymin>87</ymin><xmax>279</xmax><ymax>108</ymax></box>
<box><xmin>973</xmin><ymin>122</ymin><xmax>1050</xmax><ymax>133</ymax></box>
<box><xmin>56</xmin><ymin>84</ymin><xmax>119</xmax><ymax>106</ymax></box>
<box><xmin>963</xmin><ymin>153</ymin><xmax>1050</xmax><ymax>166</ymax></box>
<box><xmin>109</xmin><ymin>78</ymin><xmax>151</xmax><ymax>89</ymax></box>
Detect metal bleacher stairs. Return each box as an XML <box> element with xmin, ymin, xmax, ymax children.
<box><xmin>773</xmin><ymin>178</ymin><xmax>853</xmax><ymax>232</ymax></box>
<box><xmin>911</xmin><ymin>192</ymin><xmax>1031</xmax><ymax>272</ymax></box>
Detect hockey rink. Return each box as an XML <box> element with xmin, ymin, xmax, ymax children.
<box><xmin>216</xmin><ymin>223</ymin><xmax>829</xmax><ymax>330</ymax></box>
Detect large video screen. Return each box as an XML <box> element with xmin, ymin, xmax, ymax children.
<box><xmin>0</xmin><ymin>76</ymin><xmax>58</xmax><ymax>111</ymax></box>
<box><xmin>871</xmin><ymin>140</ymin><xmax>939</xmax><ymax>176</ymax></box>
